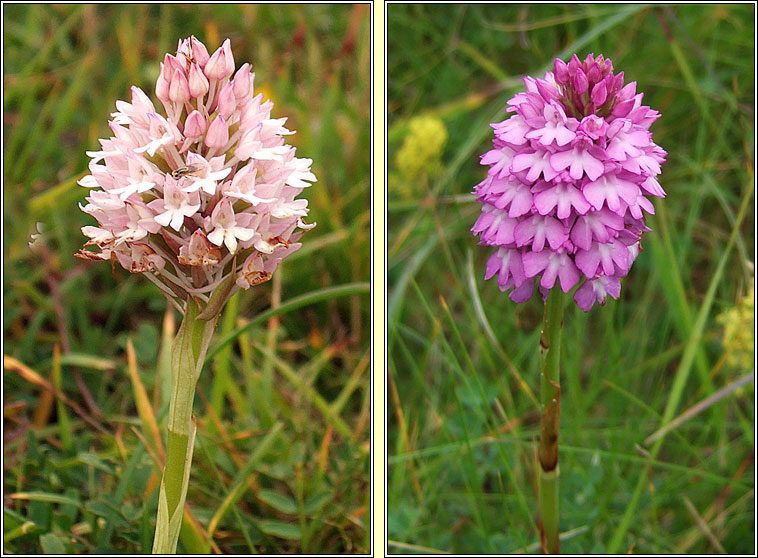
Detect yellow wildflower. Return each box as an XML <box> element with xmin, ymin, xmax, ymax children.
<box><xmin>717</xmin><ymin>278</ymin><xmax>754</xmax><ymax>369</ymax></box>
<box><xmin>395</xmin><ymin>116</ymin><xmax>448</xmax><ymax>181</ymax></box>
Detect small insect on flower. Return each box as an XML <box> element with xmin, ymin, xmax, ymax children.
<box><xmin>171</xmin><ymin>164</ymin><xmax>204</xmax><ymax>179</ymax></box>
<box><xmin>181</xmin><ymin>49</ymin><xmax>195</xmax><ymax>68</ymax></box>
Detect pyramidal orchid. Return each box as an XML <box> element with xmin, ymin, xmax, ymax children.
<box><xmin>76</xmin><ymin>36</ymin><xmax>316</xmax><ymax>554</ymax></box>
<box><xmin>473</xmin><ymin>53</ymin><xmax>665</xmax><ymax>311</ymax></box>
<box><xmin>472</xmin><ymin>54</ymin><xmax>665</xmax><ymax>553</ymax></box>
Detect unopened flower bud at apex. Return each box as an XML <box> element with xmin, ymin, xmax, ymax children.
<box><xmin>473</xmin><ymin>53</ymin><xmax>666</xmax><ymax>311</ymax></box>
<box><xmin>553</xmin><ymin>58</ymin><xmax>569</xmax><ymax>84</ymax></box>
<box><xmin>188</xmin><ymin>62</ymin><xmax>210</xmax><ymax>98</ymax></box>
<box><xmin>76</xmin><ymin>36</ymin><xmax>317</xmax><ymax>306</ymax></box>
<box><xmin>572</xmin><ymin>70</ymin><xmax>588</xmax><ymax>95</ymax></box>
<box><xmin>189</xmin><ymin>36</ymin><xmax>210</xmax><ymax>67</ymax></box>
<box><xmin>169</xmin><ymin>68</ymin><xmax>190</xmax><ymax>104</ymax></box>
<box><xmin>204</xmin><ymin>38</ymin><xmax>235</xmax><ymax>81</ymax></box>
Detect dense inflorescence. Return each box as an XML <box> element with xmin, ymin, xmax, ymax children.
<box><xmin>473</xmin><ymin>54</ymin><xmax>666</xmax><ymax>311</ymax></box>
<box><xmin>77</xmin><ymin>36</ymin><xmax>316</xmax><ymax>310</ymax></box>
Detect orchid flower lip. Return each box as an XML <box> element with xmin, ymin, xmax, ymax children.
<box><xmin>473</xmin><ymin>54</ymin><xmax>666</xmax><ymax>311</ymax></box>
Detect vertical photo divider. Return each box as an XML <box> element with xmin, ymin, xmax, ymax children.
<box><xmin>372</xmin><ymin>2</ymin><xmax>387</xmax><ymax>557</ymax></box>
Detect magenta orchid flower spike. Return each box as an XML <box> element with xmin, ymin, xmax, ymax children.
<box><xmin>473</xmin><ymin>54</ymin><xmax>666</xmax><ymax>554</ymax></box>
<box><xmin>473</xmin><ymin>53</ymin><xmax>666</xmax><ymax>311</ymax></box>
<box><xmin>75</xmin><ymin>37</ymin><xmax>317</xmax><ymax>554</ymax></box>
<box><xmin>77</xmin><ymin>36</ymin><xmax>316</xmax><ymax>312</ymax></box>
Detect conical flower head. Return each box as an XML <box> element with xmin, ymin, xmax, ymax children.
<box><xmin>77</xmin><ymin>36</ymin><xmax>317</xmax><ymax>312</ymax></box>
<box><xmin>473</xmin><ymin>54</ymin><xmax>666</xmax><ymax>311</ymax></box>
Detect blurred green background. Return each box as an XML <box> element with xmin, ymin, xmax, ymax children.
<box><xmin>4</xmin><ymin>4</ymin><xmax>370</xmax><ymax>554</ymax></box>
<box><xmin>387</xmin><ymin>4</ymin><xmax>754</xmax><ymax>555</ymax></box>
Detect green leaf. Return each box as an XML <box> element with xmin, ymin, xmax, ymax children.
<box><xmin>120</xmin><ymin>501</ymin><xmax>141</xmax><ymax>522</ymax></box>
<box><xmin>179</xmin><ymin>511</ymin><xmax>210</xmax><ymax>555</ymax></box>
<box><xmin>39</xmin><ymin>533</ymin><xmax>66</xmax><ymax>554</ymax></box>
<box><xmin>259</xmin><ymin>520</ymin><xmax>301</xmax><ymax>540</ymax></box>
<box><xmin>11</xmin><ymin>492</ymin><xmax>82</xmax><ymax>508</ymax></box>
<box><xmin>302</xmin><ymin>491</ymin><xmax>333</xmax><ymax>515</ymax></box>
<box><xmin>258</xmin><ymin>489</ymin><xmax>297</xmax><ymax>514</ymax></box>
<box><xmin>75</xmin><ymin>452</ymin><xmax>115</xmax><ymax>475</ymax></box>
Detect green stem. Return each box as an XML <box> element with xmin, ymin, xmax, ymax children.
<box><xmin>153</xmin><ymin>300</ymin><xmax>218</xmax><ymax>554</ymax></box>
<box><xmin>538</xmin><ymin>288</ymin><xmax>564</xmax><ymax>554</ymax></box>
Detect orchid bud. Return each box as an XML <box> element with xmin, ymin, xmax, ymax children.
<box><xmin>572</xmin><ymin>70</ymin><xmax>588</xmax><ymax>95</ymax></box>
<box><xmin>169</xmin><ymin>68</ymin><xmax>190</xmax><ymax>104</ymax></box>
<box><xmin>220</xmin><ymin>39</ymin><xmax>235</xmax><ymax>77</ymax></box>
<box><xmin>204</xmin><ymin>45</ymin><xmax>226</xmax><ymax>80</ymax></box>
<box><xmin>188</xmin><ymin>62</ymin><xmax>209</xmax><ymax>98</ymax></box>
<box><xmin>232</xmin><ymin>63</ymin><xmax>252</xmax><ymax>99</ymax></box>
<box><xmin>604</xmin><ymin>58</ymin><xmax>614</xmax><ymax>76</ymax></box>
<box><xmin>156</xmin><ymin>63</ymin><xmax>170</xmax><ymax>102</ymax></box>
<box><xmin>553</xmin><ymin>58</ymin><xmax>569</xmax><ymax>84</ymax></box>
<box><xmin>183</xmin><ymin>110</ymin><xmax>206</xmax><ymax>138</ymax></box>
<box><xmin>590</xmin><ymin>80</ymin><xmax>607</xmax><ymax>106</ymax></box>
<box><xmin>568</xmin><ymin>54</ymin><xmax>581</xmax><ymax>76</ymax></box>
<box><xmin>176</xmin><ymin>38</ymin><xmax>193</xmax><ymax>68</ymax></box>
<box><xmin>587</xmin><ymin>62</ymin><xmax>601</xmax><ymax>84</ymax></box>
<box><xmin>205</xmin><ymin>115</ymin><xmax>229</xmax><ymax>149</ymax></box>
<box><xmin>189</xmin><ymin>36</ymin><xmax>210</xmax><ymax>67</ymax></box>
<box><xmin>164</xmin><ymin>53</ymin><xmax>184</xmax><ymax>76</ymax></box>
<box><xmin>217</xmin><ymin>82</ymin><xmax>237</xmax><ymax>118</ymax></box>
<box><xmin>204</xmin><ymin>38</ymin><xmax>234</xmax><ymax>81</ymax></box>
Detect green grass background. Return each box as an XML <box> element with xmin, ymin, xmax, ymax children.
<box><xmin>3</xmin><ymin>4</ymin><xmax>370</xmax><ymax>554</ymax></box>
<box><xmin>387</xmin><ymin>4</ymin><xmax>754</xmax><ymax>555</ymax></box>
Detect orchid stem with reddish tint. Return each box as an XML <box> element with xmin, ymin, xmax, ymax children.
<box><xmin>472</xmin><ymin>53</ymin><xmax>667</xmax><ymax>555</ymax></box>
<box><xmin>538</xmin><ymin>288</ymin><xmax>563</xmax><ymax>554</ymax></box>
<box><xmin>153</xmin><ymin>300</ymin><xmax>218</xmax><ymax>554</ymax></box>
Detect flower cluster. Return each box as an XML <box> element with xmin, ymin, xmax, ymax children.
<box><xmin>77</xmin><ymin>36</ymin><xmax>316</xmax><ymax>311</ymax></box>
<box><xmin>717</xmin><ymin>272</ymin><xmax>754</xmax><ymax>369</ymax></box>
<box><xmin>473</xmin><ymin>54</ymin><xmax>666</xmax><ymax>311</ymax></box>
<box><xmin>395</xmin><ymin>115</ymin><xmax>448</xmax><ymax>181</ymax></box>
